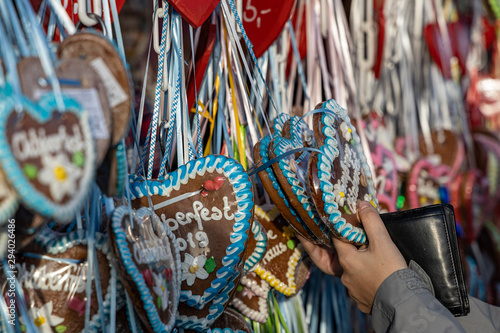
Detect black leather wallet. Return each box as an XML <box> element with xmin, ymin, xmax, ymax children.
<box><xmin>380</xmin><ymin>204</ymin><xmax>470</xmax><ymax>316</ymax></box>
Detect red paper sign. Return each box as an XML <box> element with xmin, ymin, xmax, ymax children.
<box><xmin>242</xmin><ymin>0</ymin><xmax>295</xmax><ymax>59</ymax></box>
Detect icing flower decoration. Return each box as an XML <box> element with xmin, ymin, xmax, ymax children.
<box><xmin>333</xmin><ymin>183</ymin><xmax>347</xmax><ymax>207</ymax></box>
<box><xmin>181</xmin><ymin>253</ymin><xmax>209</xmax><ymax>286</ymax></box>
<box><xmin>339</xmin><ymin>122</ymin><xmax>352</xmax><ymax>142</ymax></box>
<box><xmin>67</xmin><ymin>296</ymin><xmax>90</xmax><ymax>317</ymax></box>
<box><xmin>241</xmin><ymin>287</ymin><xmax>256</xmax><ymax>300</ymax></box>
<box><xmin>364</xmin><ymin>194</ymin><xmax>377</xmax><ymax>208</ymax></box>
<box><xmin>38</xmin><ymin>153</ymin><xmax>82</xmax><ymax>202</ymax></box>
<box><xmin>163</xmin><ymin>268</ymin><xmax>173</xmax><ymax>283</ymax></box>
<box><xmin>152</xmin><ymin>272</ymin><xmax>169</xmax><ymax>311</ymax></box>
<box><xmin>282</xmin><ymin>226</ymin><xmax>295</xmax><ymax>240</ymax></box>
<box><xmin>28</xmin><ymin>301</ymin><xmax>64</xmax><ymax>333</ymax></box>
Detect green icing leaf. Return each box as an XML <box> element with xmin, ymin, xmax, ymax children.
<box><xmin>287</xmin><ymin>239</ymin><xmax>296</xmax><ymax>250</ymax></box>
<box><xmin>237</xmin><ymin>284</ymin><xmax>243</xmax><ymax>292</ymax></box>
<box><xmin>23</xmin><ymin>164</ymin><xmax>38</xmax><ymax>180</ymax></box>
<box><xmin>204</xmin><ymin>256</ymin><xmax>216</xmax><ymax>274</ymax></box>
<box><xmin>21</xmin><ymin>325</ymin><xmax>26</xmax><ymax>332</ymax></box>
<box><xmin>344</xmin><ymin>206</ymin><xmax>351</xmax><ymax>215</ymax></box>
<box><xmin>72</xmin><ymin>151</ymin><xmax>85</xmax><ymax>167</ymax></box>
<box><xmin>157</xmin><ymin>296</ymin><xmax>162</xmax><ymax>309</ymax></box>
<box><xmin>55</xmin><ymin>325</ymin><xmax>67</xmax><ymax>333</ymax></box>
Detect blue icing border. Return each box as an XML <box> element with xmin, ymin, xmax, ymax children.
<box><xmin>175</xmin><ymin>269</ymin><xmax>240</xmax><ymax>331</ymax></box>
<box><xmin>314</xmin><ymin>99</ymin><xmax>380</xmax><ymax>244</ymax></box>
<box><xmin>272</xmin><ymin>113</ymin><xmax>290</xmax><ymax>134</ymax></box>
<box><xmin>111</xmin><ymin>206</ymin><xmax>181</xmax><ymax>333</ymax></box>
<box><xmin>271</xmin><ymin>136</ymin><xmax>328</xmax><ymax>233</ymax></box>
<box><xmin>243</xmin><ymin>220</ymin><xmax>267</xmax><ymax>272</ymax></box>
<box><xmin>258</xmin><ymin>136</ymin><xmax>317</xmax><ymax>240</ymax></box>
<box><xmin>129</xmin><ymin>155</ymin><xmax>253</xmax><ymax>310</ymax></box>
<box><xmin>42</xmin><ymin>230</ymin><xmax>123</xmax><ymax>333</ymax></box>
<box><xmin>0</xmin><ymin>91</ymin><xmax>96</xmax><ymax>223</ymax></box>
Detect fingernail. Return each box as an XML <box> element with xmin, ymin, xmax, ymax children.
<box><xmin>358</xmin><ymin>201</ymin><xmax>372</xmax><ymax>211</ymax></box>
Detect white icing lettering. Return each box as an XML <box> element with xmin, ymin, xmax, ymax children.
<box><xmin>200</xmin><ymin>208</ymin><xmax>210</xmax><ymax>221</ymax></box>
<box><xmin>223</xmin><ymin>197</ymin><xmax>235</xmax><ymax>220</ymax></box>
<box><xmin>195</xmin><ymin>231</ymin><xmax>209</xmax><ymax>248</ymax></box>
<box><xmin>11</xmin><ymin>124</ymin><xmax>84</xmax><ymax>161</ymax></box>
<box><xmin>177</xmin><ymin>238</ymin><xmax>187</xmax><ymax>251</ymax></box>
<box><xmin>261</xmin><ymin>243</ymin><xmax>287</xmax><ymax>265</ymax></box>
<box><xmin>267</xmin><ymin>230</ymin><xmax>277</xmax><ymax>240</ymax></box>
<box><xmin>211</xmin><ymin>206</ymin><xmax>222</xmax><ymax>220</ymax></box>
<box><xmin>186</xmin><ymin>232</ymin><xmax>196</xmax><ymax>248</ymax></box>
<box><xmin>132</xmin><ymin>238</ymin><xmax>171</xmax><ymax>265</ymax></box>
<box><xmin>16</xmin><ymin>262</ymin><xmax>88</xmax><ymax>294</ymax></box>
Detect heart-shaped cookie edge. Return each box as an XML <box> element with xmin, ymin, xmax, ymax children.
<box><xmin>243</xmin><ymin>218</ymin><xmax>267</xmax><ymax>272</ymax></box>
<box><xmin>129</xmin><ymin>155</ymin><xmax>253</xmax><ymax>309</ymax></box>
<box><xmin>312</xmin><ymin>100</ymin><xmax>379</xmax><ymax>244</ymax></box>
<box><xmin>0</xmin><ymin>93</ymin><xmax>96</xmax><ymax>223</ymax></box>
<box><xmin>111</xmin><ymin>206</ymin><xmax>181</xmax><ymax>333</ymax></box>
<box><xmin>36</xmin><ymin>229</ymin><xmax>122</xmax><ymax>332</ymax></box>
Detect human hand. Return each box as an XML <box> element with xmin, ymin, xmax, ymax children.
<box><xmin>332</xmin><ymin>201</ymin><xmax>407</xmax><ymax>313</ymax></box>
<box><xmin>297</xmin><ymin>234</ymin><xmax>343</xmax><ymax>277</ymax></box>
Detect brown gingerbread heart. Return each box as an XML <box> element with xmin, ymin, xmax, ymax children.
<box><xmin>57</xmin><ymin>32</ymin><xmax>132</xmax><ymax>147</ymax></box>
<box><xmin>7</xmin><ymin>231</ymin><xmax>118</xmax><ymax>333</ymax></box>
<box><xmin>130</xmin><ymin>155</ymin><xmax>253</xmax><ymax>330</ymax></box>
<box><xmin>109</xmin><ymin>206</ymin><xmax>180</xmax><ymax>332</ymax></box>
<box><xmin>17</xmin><ymin>57</ymin><xmax>113</xmax><ymax>165</ymax></box>
<box><xmin>253</xmin><ymin>206</ymin><xmax>305</xmax><ymax>296</ymax></box>
<box><xmin>231</xmin><ymin>271</ymin><xmax>270</xmax><ymax>324</ymax></box>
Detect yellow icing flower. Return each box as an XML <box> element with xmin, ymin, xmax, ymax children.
<box><xmin>282</xmin><ymin>226</ymin><xmax>295</xmax><ymax>240</ymax></box>
<box><xmin>27</xmin><ymin>301</ymin><xmax>64</xmax><ymax>333</ymax></box>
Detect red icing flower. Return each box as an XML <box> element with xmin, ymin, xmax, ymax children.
<box><xmin>68</xmin><ymin>296</ymin><xmax>90</xmax><ymax>317</ymax></box>
<box><xmin>142</xmin><ymin>269</ymin><xmax>153</xmax><ymax>286</ymax></box>
<box><xmin>163</xmin><ymin>268</ymin><xmax>173</xmax><ymax>283</ymax></box>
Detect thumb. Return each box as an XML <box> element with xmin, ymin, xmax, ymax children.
<box><xmin>332</xmin><ymin>235</ymin><xmax>357</xmax><ymax>258</ymax></box>
<box><xmin>358</xmin><ymin>201</ymin><xmax>392</xmax><ymax>246</ymax></box>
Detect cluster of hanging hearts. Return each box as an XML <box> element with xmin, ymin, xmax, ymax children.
<box><xmin>2</xmin><ymin>0</ymin><xmax>500</xmax><ymax>332</ymax></box>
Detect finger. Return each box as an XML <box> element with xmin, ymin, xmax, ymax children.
<box><xmin>297</xmin><ymin>234</ymin><xmax>337</xmax><ymax>274</ymax></box>
<box><xmin>331</xmin><ymin>236</ymin><xmax>358</xmax><ymax>258</ymax></box>
<box><xmin>358</xmin><ymin>201</ymin><xmax>392</xmax><ymax>246</ymax></box>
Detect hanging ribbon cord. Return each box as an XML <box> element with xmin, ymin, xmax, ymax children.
<box><xmin>15</xmin><ymin>0</ymin><xmax>66</xmax><ymax>112</ymax></box>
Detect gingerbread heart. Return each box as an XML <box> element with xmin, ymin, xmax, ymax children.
<box><xmin>176</xmin><ymin>267</ymin><xmax>242</xmax><ymax>331</ymax></box>
<box><xmin>130</xmin><ymin>155</ymin><xmax>253</xmax><ymax>311</ymax></box>
<box><xmin>208</xmin><ymin>307</ymin><xmax>253</xmax><ymax>333</ymax></box>
<box><xmin>110</xmin><ymin>206</ymin><xmax>181</xmax><ymax>333</ymax></box>
<box><xmin>11</xmin><ymin>230</ymin><xmax>118</xmax><ymax>333</ymax></box>
<box><xmin>371</xmin><ymin>144</ymin><xmax>398</xmax><ymax>213</ymax></box>
<box><xmin>419</xmin><ymin>129</ymin><xmax>465</xmax><ymax>182</ymax></box>
<box><xmin>407</xmin><ymin>158</ymin><xmax>450</xmax><ymax>209</ymax></box>
<box><xmin>169</xmin><ymin>0</ymin><xmax>220</xmax><ymax>28</ymax></box>
<box><xmin>57</xmin><ymin>32</ymin><xmax>132</xmax><ymax>147</ymax></box>
<box><xmin>17</xmin><ymin>57</ymin><xmax>113</xmax><ymax>165</ymax></box>
<box><xmin>0</xmin><ymin>92</ymin><xmax>96</xmax><ymax>223</ymax></box>
<box><xmin>269</xmin><ymin>135</ymin><xmax>331</xmax><ymax>245</ymax></box>
<box><xmin>231</xmin><ymin>271</ymin><xmax>270</xmax><ymax>324</ymax></box>
<box><xmin>253</xmin><ymin>135</ymin><xmax>318</xmax><ymax>243</ymax></box>
<box><xmin>243</xmin><ymin>219</ymin><xmax>268</xmax><ymax>272</ymax></box>
<box><xmin>253</xmin><ymin>206</ymin><xmax>305</xmax><ymax>296</ymax></box>
<box><xmin>308</xmin><ymin>100</ymin><xmax>378</xmax><ymax>244</ymax></box>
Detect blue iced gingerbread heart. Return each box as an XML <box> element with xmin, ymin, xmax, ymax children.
<box><xmin>129</xmin><ymin>155</ymin><xmax>253</xmax><ymax>316</ymax></box>
<box><xmin>0</xmin><ymin>90</ymin><xmax>96</xmax><ymax>223</ymax></box>
<box><xmin>110</xmin><ymin>206</ymin><xmax>181</xmax><ymax>333</ymax></box>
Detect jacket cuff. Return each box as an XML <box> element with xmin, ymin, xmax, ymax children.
<box><xmin>371</xmin><ymin>268</ymin><xmax>433</xmax><ymax>331</ymax></box>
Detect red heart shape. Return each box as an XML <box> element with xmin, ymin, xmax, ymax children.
<box><xmin>213</xmin><ymin>176</ymin><xmax>225</xmax><ymax>190</ymax></box>
<box><xmin>204</xmin><ymin>180</ymin><xmax>216</xmax><ymax>191</ymax></box>
<box><xmin>169</xmin><ymin>0</ymin><xmax>220</xmax><ymax>28</ymax></box>
<box><xmin>242</xmin><ymin>0</ymin><xmax>296</xmax><ymax>58</ymax></box>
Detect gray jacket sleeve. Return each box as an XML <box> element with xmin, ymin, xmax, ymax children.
<box><xmin>456</xmin><ymin>296</ymin><xmax>500</xmax><ymax>332</ymax></box>
<box><xmin>371</xmin><ymin>268</ymin><xmax>466</xmax><ymax>333</ymax></box>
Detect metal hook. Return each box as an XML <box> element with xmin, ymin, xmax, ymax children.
<box><xmin>75</xmin><ymin>12</ymin><xmax>107</xmax><ymax>36</ymax></box>
<box><xmin>77</xmin><ymin>0</ymin><xmax>102</xmax><ymax>27</ymax></box>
